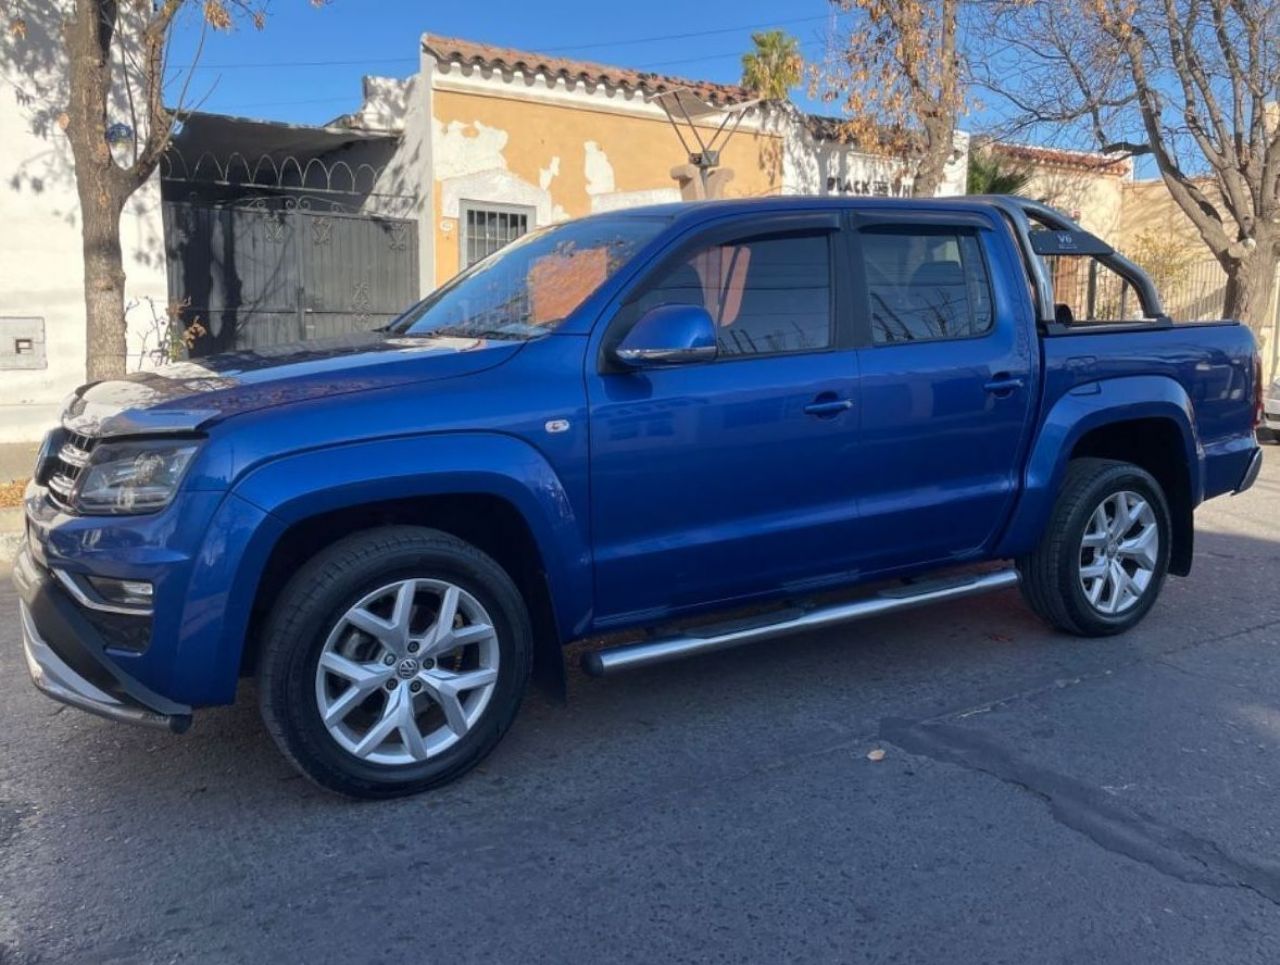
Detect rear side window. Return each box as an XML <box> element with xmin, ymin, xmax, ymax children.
<box><xmin>1040</xmin><ymin>253</ymin><xmax>1144</xmax><ymax>324</ymax></box>
<box><xmin>627</xmin><ymin>232</ymin><xmax>833</xmax><ymax>357</ymax></box>
<box><xmin>860</xmin><ymin>227</ymin><xmax>994</xmax><ymax>344</ymax></box>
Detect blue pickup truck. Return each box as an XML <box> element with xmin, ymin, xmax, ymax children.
<box><xmin>14</xmin><ymin>196</ymin><xmax>1264</xmax><ymax>797</ymax></box>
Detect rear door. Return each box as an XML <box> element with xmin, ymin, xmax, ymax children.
<box><xmin>849</xmin><ymin>210</ymin><xmax>1036</xmax><ymax>572</ymax></box>
<box><xmin>586</xmin><ymin>213</ymin><xmax>863</xmax><ymax>626</ymax></box>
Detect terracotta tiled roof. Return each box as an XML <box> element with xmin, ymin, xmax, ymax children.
<box><xmin>422</xmin><ymin>33</ymin><xmax>752</xmax><ymax>107</ymax></box>
<box><xmin>990</xmin><ymin>142</ymin><xmax>1130</xmax><ymax>176</ymax></box>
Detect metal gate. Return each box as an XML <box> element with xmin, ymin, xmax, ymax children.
<box><xmin>163</xmin><ymin>196</ymin><xmax>419</xmax><ymax>355</ymax></box>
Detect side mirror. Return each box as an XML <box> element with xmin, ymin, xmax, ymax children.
<box><xmin>613</xmin><ymin>304</ymin><xmax>718</xmax><ymax>368</ymax></box>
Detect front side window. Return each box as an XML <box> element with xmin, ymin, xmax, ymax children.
<box><xmin>861</xmin><ymin>227</ymin><xmax>994</xmax><ymax>344</ymax></box>
<box><xmin>627</xmin><ymin>232</ymin><xmax>833</xmax><ymax>357</ymax></box>
<box><xmin>394</xmin><ymin>216</ymin><xmax>667</xmax><ymax>340</ymax></box>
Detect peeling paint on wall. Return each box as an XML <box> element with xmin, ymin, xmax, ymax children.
<box><xmin>583</xmin><ymin>141</ymin><xmax>616</xmax><ymax>196</ymax></box>
<box><xmin>433</xmin><ymin>118</ymin><xmax>509</xmax><ymax>180</ymax></box>
<box><xmin>539</xmin><ymin>156</ymin><xmax>560</xmax><ymax>192</ymax></box>
<box><xmin>440</xmin><ymin>169</ymin><xmax>551</xmax><ymax>221</ymax></box>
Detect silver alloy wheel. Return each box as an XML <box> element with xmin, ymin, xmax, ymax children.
<box><xmin>314</xmin><ymin>579</ymin><xmax>500</xmax><ymax>766</ymax></box>
<box><xmin>1078</xmin><ymin>490</ymin><xmax>1160</xmax><ymax>616</ymax></box>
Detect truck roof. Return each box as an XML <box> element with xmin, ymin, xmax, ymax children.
<box><xmin>605</xmin><ymin>194</ymin><xmax>1041</xmax><ymax>222</ymax></box>
<box><xmin>602</xmin><ymin>194</ymin><xmax>1165</xmax><ymax>324</ymax></box>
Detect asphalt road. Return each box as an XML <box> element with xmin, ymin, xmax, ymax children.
<box><xmin>2</xmin><ymin>454</ymin><xmax>1279</xmax><ymax>965</ymax></box>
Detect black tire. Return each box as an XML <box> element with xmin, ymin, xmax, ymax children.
<box><xmin>1017</xmin><ymin>458</ymin><xmax>1172</xmax><ymax>637</ymax></box>
<box><xmin>257</xmin><ymin>526</ymin><xmax>532</xmax><ymax>799</ymax></box>
<box><xmin>1258</xmin><ymin>427</ymin><xmax>1279</xmax><ymax>445</ymax></box>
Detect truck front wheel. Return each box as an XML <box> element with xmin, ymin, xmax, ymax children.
<box><xmin>257</xmin><ymin>526</ymin><xmax>533</xmax><ymax>799</ymax></box>
<box><xmin>1017</xmin><ymin>458</ymin><xmax>1172</xmax><ymax>637</ymax></box>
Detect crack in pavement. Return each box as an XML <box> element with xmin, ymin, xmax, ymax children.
<box><xmin>930</xmin><ymin>615</ymin><xmax>1280</xmax><ymax>726</ymax></box>
<box><xmin>880</xmin><ymin>717</ymin><xmax>1280</xmax><ymax>908</ymax></box>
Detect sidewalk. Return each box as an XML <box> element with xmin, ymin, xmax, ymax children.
<box><xmin>0</xmin><ymin>441</ymin><xmax>35</xmax><ymax>566</ymax></box>
<box><xmin>0</xmin><ymin>441</ymin><xmax>37</xmax><ymax>483</ymax></box>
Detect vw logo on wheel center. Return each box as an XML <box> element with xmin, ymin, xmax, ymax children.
<box><xmin>396</xmin><ymin>658</ymin><xmax>420</xmax><ymax>679</ymax></box>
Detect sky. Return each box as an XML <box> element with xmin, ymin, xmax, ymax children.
<box><xmin>164</xmin><ymin>0</ymin><xmax>840</xmax><ymax>127</ymax></box>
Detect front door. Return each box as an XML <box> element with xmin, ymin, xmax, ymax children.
<box><xmin>587</xmin><ymin>216</ymin><xmax>862</xmax><ymax>627</ymax></box>
<box><xmin>849</xmin><ymin>214</ymin><xmax>1036</xmax><ymax>573</ymax></box>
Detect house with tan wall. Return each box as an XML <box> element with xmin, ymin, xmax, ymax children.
<box><xmin>989</xmin><ymin>143</ymin><xmax>1130</xmax><ymax>239</ymax></box>
<box><xmin>343</xmin><ymin>34</ymin><xmax>968</xmax><ymax>293</ymax></box>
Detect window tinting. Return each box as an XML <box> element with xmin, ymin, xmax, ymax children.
<box><xmin>862</xmin><ymin>227</ymin><xmax>994</xmax><ymax>343</ymax></box>
<box><xmin>630</xmin><ymin>233</ymin><xmax>832</xmax><ymax>357</ymax></box>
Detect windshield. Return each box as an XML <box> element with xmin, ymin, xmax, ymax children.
<box><xmin>392</xmin><ymin>216</ymin><xmax>668</xmax><ymax>339</ymax></box>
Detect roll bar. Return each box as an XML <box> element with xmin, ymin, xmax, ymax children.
<box><xmin>973</xmin><ymin>196</ymin><xmax>1167</xmax><ymax>325</ymax></box>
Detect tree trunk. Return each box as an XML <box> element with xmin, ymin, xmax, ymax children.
<box><xmin>78</xmin><ymin>183</ymin><xmax>129</xmax><ymax>382</ymax></box>
<box><xmin>65</xmin><ymin>0</ymin><xmax>133</xmax><ymax>383</ymax></box>
<box><xmin>1222</xmin><ymin>245</ymin><xmax>1277</xmax><ymax>353</ymax></box>
<box><xmin>912</xmin><ymin>137</ymin><xmax>948</xmax><ymax>197</ymax></box>
<box><xmin>912</xmin><ymin>115</ymin><xmax>954</xmax><ymax>198</ymax></box>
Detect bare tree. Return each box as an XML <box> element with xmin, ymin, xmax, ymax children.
<box><xmin>819</xmin><ymin>0</ymin><xmax>963</xmax><ymax>197</ymax></box>
<box><xmin>980</xmin><ymin>0</ymin><xmax>1280</xmax><ymax>338</ymax></box>
<box><xmin>2</xmin><ymin>1</ymin><xmax>321</xmax><ymax>381</ymax></box>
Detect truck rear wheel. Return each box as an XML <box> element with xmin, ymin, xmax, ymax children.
<box><xmin>1017</xmin><ymin>458</ymin><xmax>1171</xmax><ymax>637</ymax></box>
<box><xmin>257</xmin><ymin>526</ymin><xmax>532</xmax><ymax>799</ymax></box>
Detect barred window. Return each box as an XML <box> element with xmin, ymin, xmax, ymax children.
<box><xmin>461</xmin><ymin>203</ymin><xmax>532</xmax><ymax>267</ymax></box>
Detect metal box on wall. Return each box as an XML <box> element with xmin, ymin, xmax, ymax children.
<box><xmin>0</xmin><ymin>317</ymin><xmax>47</xmax><ymax>370</ymax></box>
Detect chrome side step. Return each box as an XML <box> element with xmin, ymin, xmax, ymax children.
<box><xmin>581</xmin><ymin>568</ymin><xmax>1020</xmax><ymax>677</ymax></box>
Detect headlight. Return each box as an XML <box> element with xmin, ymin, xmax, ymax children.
<box><xmin>75</xmin><ymin>439</ymin><xmax>200</xmax><ymax>515</ymax></box>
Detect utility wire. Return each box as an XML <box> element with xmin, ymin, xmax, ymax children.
<box><xmin>212</xmin><ymin>41</ymin><xmax>824</xmax><ymax>112</ymax></box>
<box><xmin>166</xmin><ymin>12</ymin><xmax>830</xmax><ymax>71</ymax></box>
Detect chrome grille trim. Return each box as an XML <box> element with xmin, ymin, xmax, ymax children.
<box><xmin>47</xmin><ymin>473</ymin><xmax>76</xmax><ymax>500</ymax></box>
<box><xmin>58</xmin><ymin>442</ymin><xmax>91</xmax><ymax>468</ymax></box>
<box><xmin>44</xmin><ymin>431</ymin><xmax>99</xmax><ymax>511</ymax></box>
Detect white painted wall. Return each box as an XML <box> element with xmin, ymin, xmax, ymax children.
<box><xmin>781</xmin><ymin>119</ymin><xmax>969</xmax><ymax>198</ymax></box>
<box><xmin>0</xmin><ymin>6</ymin><xmax>168</xmax><ymax>444</ymax></box>
<box><xmin>336</xmin><ymin>68</ymin><xmax>433</xmax><ymax>290</ymax></box>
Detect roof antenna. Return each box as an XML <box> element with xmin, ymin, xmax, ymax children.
<box><xmin>649</xmin><ymin>88</ymin><xmax>760</xmax><ymax>200</ymax></box>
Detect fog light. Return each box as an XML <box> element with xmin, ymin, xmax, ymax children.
<box><xmin>87</xmin><ymin>576</ymin><xmax>154</xmax><ymax>608</ymax></box>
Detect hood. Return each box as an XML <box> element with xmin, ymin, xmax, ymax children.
<box><xmin>63</xmin><ymin>332</ymin><xmax>523</xmax><ymax>438</ymax></box>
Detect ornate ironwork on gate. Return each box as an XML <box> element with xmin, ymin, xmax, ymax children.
<box><xmin>161</xmin><ymin>145</ymin><xmax>420</xmax><ymax>357</ymax></box>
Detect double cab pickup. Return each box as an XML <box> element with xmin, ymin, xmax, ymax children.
<box><xmin>14</xmin><ymin>196</ymin><xmax>1265</xmax><ymax>797</ymax></box>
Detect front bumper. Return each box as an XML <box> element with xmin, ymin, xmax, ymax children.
<box><xmin>12</xmin><ymin>543</ymin><xmax>192</xmax><ymax>732</ymax></box>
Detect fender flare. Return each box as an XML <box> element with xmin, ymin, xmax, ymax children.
<box><xmin>181</xmin><ymin>432</ymin><xmax>592</xmax><ymax>704</ymax></box>
<box><xmin>995</xmin><ymin>375</ymin><xmax>1202</xmax><ymax>560</ymax></box>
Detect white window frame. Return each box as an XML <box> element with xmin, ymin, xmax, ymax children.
<box><xmin>459</xmin><ymin>201</ymin><xmax>535</xmax><ymax>268</ymax></box>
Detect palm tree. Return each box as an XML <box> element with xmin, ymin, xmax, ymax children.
<box><xmin>967</xmin><ymin>150</ymin><xmax>1034</xmax><ymax>195</ymax></box>
<box><xmin>741</xmin><ymin>30</ymin><xmax>802</xmax><ymax>102</ymax></box>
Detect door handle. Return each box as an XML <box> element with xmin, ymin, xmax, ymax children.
<box><xmin>804</xmin><ymin>395</ymin><xmax>854</xmax><ymax>418</ymax></box>
<box><xmin>983</xmin><ymin>375</ymin><xmax>1026</xmax><ymax>397</ymax></box>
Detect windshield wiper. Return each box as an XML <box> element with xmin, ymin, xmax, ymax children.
<box><xmin>410</xmin><ymin>325</ymin><xmax>534</xmax><ymax>341</ymax></box>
